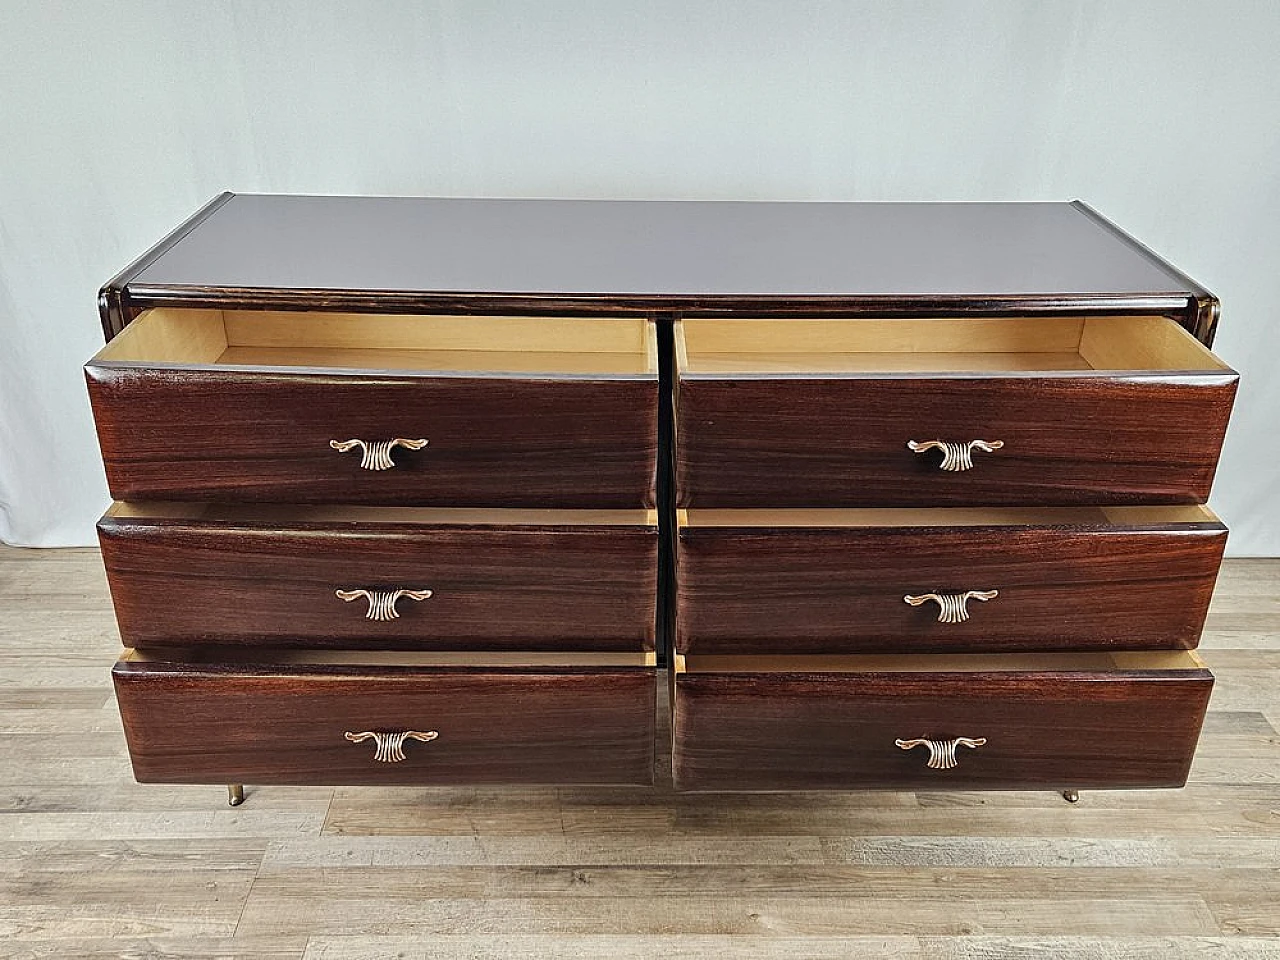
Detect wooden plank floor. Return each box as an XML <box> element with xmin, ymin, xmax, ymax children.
<box><xmin>1</xmin><ymin>546</ymin><xmax>1278</xmax><ymax>958</ymax></box>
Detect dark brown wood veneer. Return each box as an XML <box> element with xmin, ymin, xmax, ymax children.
<box><xmin>90</xmin><ymin>196</ymin><xmax>1234</xmax><ymax>797</ymax></box>
<box><xmin>677</xmin><ymin>514</ymin><xmax>1227</xmax><ymax>655</ymax></box>
<box><xmin>100</xmin><ymin>508</ymin><xmax>658</xmax><ymax>651</ymax></box>
<box><xmin>674</xmin><ymin>663</ymin><xmax>1213</xmax><ymax>791</ymax></box>
<box><xmin>675</xmin><ymin>374</ymin><xmax>1236</xmax><ymax>508</ymax></box>
<box><xmin>114</xmin><ymin>657</ymin><xmax>656</xmax><ymax>786</ymax></box>
<box><xmin>86</xmin><ymin>365</ymin><xmax>659</xmax><ymax>507</ymax></box>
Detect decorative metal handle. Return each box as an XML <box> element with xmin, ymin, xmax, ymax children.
<box><xmin>907</xmin><ymin>439</ymin><xmax>1004</xmax><ymax>471</ymax></box>
<box><xmin>904</xmin><ymin>590</ymin><xmax>998</xmax><ymax>623</ymax></box>
<box><xmin>896</xmin><ymin>737</ymin><xmax>987</xmax><ymax>770</ymax></box>
<box><xmin>344</xmin><ymin>730</ymin><xmax>439</xmax><ymax>763</ymax></box>
<box><xmin>336</xmin><ymin>588</ymin><xmax>433</xmax><ymax>621</ymax></box>
<box><xmin>330</xmin><ymin>437</ymin><xmax>428</xmax><ymax>471</ymax></box>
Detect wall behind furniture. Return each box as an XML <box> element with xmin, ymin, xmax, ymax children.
<box><xmin>2</xmin><ymin>0</ymin><xmax>1277</xmax><ymax>552</ymax></box>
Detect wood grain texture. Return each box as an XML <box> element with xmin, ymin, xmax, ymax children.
<box><xmin>85</xmin><ymin>365</ymin><xmax>658</xmax><ymax>507</ymax></box>
<box><xmin>95</xmin><ymin>308</ymin><xmax>656</xmax><ymax>373</ymax></box>
<box><xmin>677</xmin><ymin>516</ymin><xmax>1226</xmax><ymax>654</ymax></box>
<box><xmin>675</xmin><ymin>373</ymin><xmax>1237</xmax><ymax>507</ymax></box>
<box><xmin>2</xmin><ymin>547</ymin><xmax>1279</xmax><ymax>954</ymax></box>
<box><xmin>98</xmin><ymin>510</ymin><xmax>657</xmax><ymax>651</ymax></box>
<box><xmin>674</xmin><ymin>666</ymin><xmax>1213</xmax><ymax>792</ymax></box>
<box><xmin>113</xmin><ymin>657</ymin><xmax>656</xmax><ymax>786</ymax></box>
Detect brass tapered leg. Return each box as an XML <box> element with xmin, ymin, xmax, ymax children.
<box><xmin>1062</xmin><ymin>789</ymin><xmax>1080</xmax><ymax>803</ymax></box>
<box><xmin>227</xmin><ymin>784</ymin><xmax>245</xmax><ymax>806</ymax></box>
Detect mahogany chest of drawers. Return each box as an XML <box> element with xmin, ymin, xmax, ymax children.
<box><xmin>88</xmin><ymin>195</ymin><xmax>1236</xmax><ymax>803</ymax></box>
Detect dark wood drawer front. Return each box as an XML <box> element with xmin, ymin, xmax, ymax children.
<box><xmin>87</xmin><ymin>366</ymin><xmax>657</xmax><ymax>507</ymax></box>
<box><xmin>99</xmin><ymin>506</ymin><xmax>657</xmax><ymax>651</ymax></box>
<box><xmin>677</xmin><ymin>508</ymin><xmax>1226</xmax><ymax>654</ymax></box>
<box><xmin>114</xmin><ymin>658</ymin><xmax>656</xmax><ymax>786</ymax></box>
<box><xmin>674</xmin><ymin>316</ymin><xmax>1236</xmax><ymax>507</ymax></box>
<box><xmin>676</xmin><ymin>374</ymin><xmax>1235</xmax><ymax>507</ymax></box>
<box><xmin>674</xmin><ymin>657</ymin><xmax>1212</xmax><ymax>792</ymax></box>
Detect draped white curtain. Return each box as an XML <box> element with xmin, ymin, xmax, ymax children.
<box><xmin>2</xmin><ymin>0</ymin><xmax>1277</xmax><ymax>552</ymax></box>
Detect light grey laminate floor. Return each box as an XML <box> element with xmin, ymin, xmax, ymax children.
<box><xmin>1</xmin><ymin>546</ymin><xmax>1278</xmax><ymax>958</ymax></box>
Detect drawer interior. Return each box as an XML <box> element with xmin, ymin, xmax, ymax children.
<box><xmin>676</xmin><ymin>649</ymin><xmax>1206</xmax><ymax>675</ymax></box>
<box><xmin>675</xmin><ymin>316</ymin><xmax>1228</xmax><ymax>374</ymax></box>
<box><xmin>679</xmin><ymin>504</ymin><xmax>1220</xmax><ymax>529</ymax></box>
<box><xmin>94</xmin><ymin>309</ymin><xmax>657</xmax><ymax>375</ymax></box>
<box><xmin>120</xmin><ymin>648</ymin><xmax>658</xmax><ymax>668</ymax></box>
<box><xmin>105</xmin><ymin>500</ymin><xmax>659</xmax><ymax>528</ymax></box>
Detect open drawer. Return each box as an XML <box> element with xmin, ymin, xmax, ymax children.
<box><xmin>100</xmin><ymin>502</ymin><xmax>658</xmax><ymax>651</ymax></box>
<box><xmin>674</xmin><ymin>316</ymin><xmax>1237</xmax><ymax>507</ymax></box>
<box><xmin>86</xmin><ymin>309</ymin><xmax>658</xmax><ymax>506</ymax></box>
<box><xmin>673</xmin><ymin>650</ymin><xmax>1213</xmax><ymax>792</ymax></box>
<box><xmin>114</xmin><ymin>649</ymin><xmax>657</xmax><ymax>786</ymax></box>
<box><xmin>676</xmin><ymin>505</ymin><xmax>1226</xmax><ymax>654</ymax></box>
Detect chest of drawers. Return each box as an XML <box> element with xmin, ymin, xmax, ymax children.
<box><xmin>88</xmin><ymin>195</ymin><xmax>1236</xmax><ymax>803</ymax></box>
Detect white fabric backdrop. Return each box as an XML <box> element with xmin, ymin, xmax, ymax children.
<box><xmin>1</xmin><ymin>0</ymin><xmax>1277</xmax><ymax>552</ymax></box>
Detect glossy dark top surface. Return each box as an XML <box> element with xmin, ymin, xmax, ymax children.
<box><xmin>129</xmin><ymin>195</ymin><xmax>1202</xmax><ymax>302</ymax></box>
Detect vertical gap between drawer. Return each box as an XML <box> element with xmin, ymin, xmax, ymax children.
<box><xmin>655</xmin><ymin>314</ymin><xmax>675</xmax><ymax>671</ymax></box>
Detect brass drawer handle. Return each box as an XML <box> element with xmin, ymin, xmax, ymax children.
<box><xmin>904</xmin><ymin>589</ymin><xmax>998</xmax><ymax>623</ymax></box>
<box><xmin>330</xmin><ymin>437</ymin><xmax>428</xmax><ymax>470</ymax></box>
<box><xmin>896</xmin><ymin>737</ymin><xmax>987</xmax><ymax>770</ymax></box>
<box><xmin>345</xmin><ymin>730</ymin><xmax>439</xmax><ymax>763</ymax></box>
<box><xmin>907</xmin><ymin>438</ymin><xmax>1004</xmax><ymax>471</ymax></box>
<box><xmin>336</xmin><ymin>588</ymin><xmax>433</xmax><ymax>621</ymax></box>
